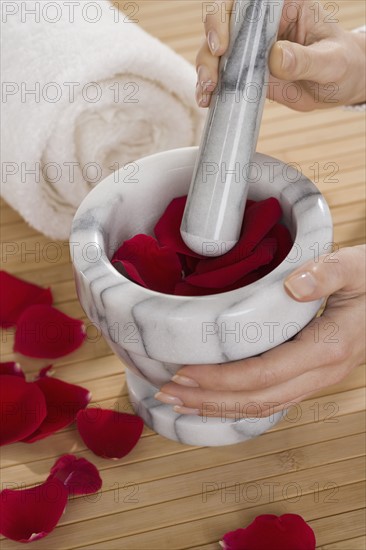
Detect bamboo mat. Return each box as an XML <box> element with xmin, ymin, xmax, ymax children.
<box><xmin>1</xmin><ymin>1</ymin><xmax>365</xmax><ymax>548</ymax></box>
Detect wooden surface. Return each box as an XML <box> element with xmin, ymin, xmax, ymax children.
<box><xmin>1</xmin><ymin>1</ymin><xmax>365</xmax><ymax>548</ymax></box>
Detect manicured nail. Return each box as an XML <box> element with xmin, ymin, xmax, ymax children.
<box><xmin>172</xmin><ymin>375</ymin><xmax>200</xmax><ymax>388</ymax></box>
<box><xmin>173</xmin><ymin>405</ymin><xmax>200</xmax><ymax>415</ymax></box>
<box><xmin>207</xmin><ymin>29</ymin><xmax>220</xmax><ymax>55</ymax></box>
<box><xmin>197</xmin><ymin>64</ymin><xmax>211</xmax><ymax>87</ymax></box>
<box><xmin>195</xmin><ymin>85</ymin><xmax>203</xmax><ymax>107</ymax></box>
<box><xmin>280</xmin><ymin>45</ymin><xmax>294</xmax><ymax>71</ymax></box>
<box><xmin>202</xmin><ymin>78</ymin><xmax>213</xmax><ymax>88</ymax></box>
<box><xmin>285</xmin><ymin>271</ymin><xmax>317</xmax><ymax>299</ymax></box>
<box><xmin>200</xmin><ymin>93</ymin><xmax>210</xmax><ymax>107</ymax></box>
<box><xmin>196</xmin><ymin>93</ymin><xmax>210</xmax><ymax>108</ymax></box>
<box><xmin>154</xmin><ymin>391</ymin><xmax>183</xmax><ymax>406</ymax></box>
<box><xmin>196</xmin><ymin>66</ymin><xmax>212</xmax><ymax>107</ymax></box>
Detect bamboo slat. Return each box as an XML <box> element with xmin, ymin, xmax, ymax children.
<box><xmin>0</xmin><ymin>1</ymin><xmax>365</xmax><ymax>548</ymax></box>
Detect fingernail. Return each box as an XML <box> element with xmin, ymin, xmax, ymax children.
<box><xmin>207</xmin><ymin>29</ymin><xmax>220</xmax><ymax>55</ymax></box>
<box><xmin>196</xmin><ymin>65</ymin><xmax>213</xmax><ymax>107</ymax></box>
<box><xmin>196</xmin><ymin>86</ymin><xmax>210</xmax><ymax>107</ymax></box>
<box><xmin>173</xmin><ymin>405</ymin><xmax>200</xmax><ymax>415</ymax></box>
<box><xmin>200</xmin><ymin>92</ymin><xmax>210</xmax><ymax>107</ymax></box>
<box><xmin>202</xmin><ymin>80</ymin><xmax>213</xmax><ymax>94</ymax></box>
<box><xmin>195</xmin><ymin>85</ymin><xmax>203</xmax><ymax>107</ymax></box>
<box><xmin>154</xmin><ymin>391</ymin><xmax>183</xmax><ymax>406</ymax></box>
<box><xmin>281</xmin><ymin>45</ymin><xmax>294</xmax><ymax>71</ymax></box>
<box><xmin>197</xmin><ymin>65</ymin><xmax>211</xmax><ymax>88</ymax></box>
<box><xmin>285</xmin><ymin>271</ymin><xmax>317</xmax><ymax>299</ymax></box>
<box><xmin>172</xmin><ymin>375</ymin><xmax>200</xmax><ymax>388</ymax></box>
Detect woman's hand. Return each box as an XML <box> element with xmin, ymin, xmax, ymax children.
<box><xmin>196</xmin><ymin>0</ymin><xmax>366</xmax><ymax>111</ymax></box>
<box><xmin>155</xmin><ymin>245</ymin><xmax>366</xmax><ymax>418</ymax></box>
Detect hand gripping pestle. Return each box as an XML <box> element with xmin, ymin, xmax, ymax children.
<box><xmin>180</xmin><ymin>0</ymin><xmax>284</xmax><ymax>257</ymax></box>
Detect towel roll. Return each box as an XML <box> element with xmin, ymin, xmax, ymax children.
<box><xmin>1</xmin><ymin>0</ymin><xmax>204</xmax><ymax>239</ymax></box>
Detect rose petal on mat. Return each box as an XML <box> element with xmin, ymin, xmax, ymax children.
<box><xmin>0</xmin><ymin>478</ymin><xmax>68</xmax><ymax>543</ymax></box>
<box><xmin>76</xmin><ymin>409</ymin><xmax>143</xmax><ymax>459</ymax></box>
<box><xmin>48</xmin><ymin>454</ymin><xmax>102</xmax><ymax>496</ymax></box>
<box><xmin>154</xmin><ymin>196</ymin><xmax>205</xmax><ymax>258</ymax></box>
<box><xmin>0</xmin><ymin>271</ymin><xmax>52</xmax><ymax>328</ymax></box>
<box><xmin>0</xmin><ymin>376</ymin><xmax>47</xmax><ymax>446</ymax></box>
<box><xmin>220</xmin><ymin>514</ymin><xmax>316</xmax><ymax>550</ymax></box>
<box><xmin>112</xmin><ymin>234</ymin><xmax>182</xmax><ymax>294</ymax></box>
<box><xmin>22</xmin><ymin>376</ymin><xmax>91</xmax><ymax>443</ymax></box>
<box><xmin>14</xmin><ymin>305</ymin><xmax>86</xmax><ymax>359</ymax></box>
<box><xmin>0</xmin><ymin>361</ymin><xmax>25</xmax><ymax>378</ymax></box>
<box><xmin>36</xmin><ymin>365</ymin><xmax>54</xmax><ymax>379</ymax></box>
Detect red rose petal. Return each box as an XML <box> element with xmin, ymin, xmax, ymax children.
<box><xmin>154</xmin><ymin>196</ymin><xmax>205</xmax><ymax>258</ymax></box>
<box><xmin>0</xmin><ymin>361</ymin><xmax>25</xmax><ymax>378</ymax></box>
<box><xmin>258</xmin><ymin>223</ymin><xmax>294</xmax><ymax>278</ymax></box>
<box><xmin>181</xmin><ymin>253</ymin><xmax>200</xmax><ymax>275</ymax></box>
<box><xmin>0</xmin><ymin>478</ymin><xmax>68</xmax><ymax>543</ymax></box>
<box><xmin>14</xmin><ymin>305</ymin><xmax>86</xmax><ymax>359</ymax></box>
<box><xmin>240</xmin><ymin>197</ymin><xmax>282</xmax><ymax>249</ymax></box>
<box><xmin>0</xmin><ymin>376</ymin><xmax>47</xmax><ymax>446</ymax></box>
<box><xmin>37</xmin><ymin>365</ymin><xmax>54</xmax><ymax>379</ymax></box>
<box><xmin>22</xmin><ymin>375</ymin><xmax>91</xmax><ymax>443</ymax></box>
<box><xmin>0</xmin><ymin>271</ymin><xmax>53</xmax><ymax>328</ymax></box>
<box><xmin>48</xmin><ymin>454</ymin><xmax>102</xmax><ymax>496</ymax></box>
<box><xmin>112</xmin><ymin>196</ymin><xmax>292</xmax><ymax>297</ymax></box>
<box><xmin>113</xmin><ymin>259</ymin><xmax>150</xmax><ymax>289</ymax></box>
<box><xmin>221</xmin><ymin>514</ymin><xmax>316</xmax><ymax>550</ymax></box>
<box><xmin>112</xmin><ymin>234</ymin><xmax>182</xmax><ymax>294</ymax></box>
<box><xmin>76</xmin><ymin>409</ymin><xmax>143</xmax><ymax>459</ymax></box>
<box><xmin>174</xmin><ymin>271</ymin><xmax>261</xmax><ymax>296</ymax></box>
<box><xmin>193</xmin><ymin>198</ymin><xmax>281</xmax><ymax>276</ymax></box>
<box><xmin>185</xmin><ymin>238</ymin><xmax>276</xmax><ymax>289</ymax></box>
<box><xmin>174</xmin><ymin>281</ymin><xmax>221</xmax><ymax>296</ymax></box>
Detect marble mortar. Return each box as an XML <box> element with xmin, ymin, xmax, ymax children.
<box><xmin>70</xmin><ymin>146</ymin><xmax>333</xmax><ymax>446</ymax></box>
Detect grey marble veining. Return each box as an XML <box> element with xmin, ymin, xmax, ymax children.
<box><xmin>180</xmin><ymin>0</ymin><xmax>284</xmax><ymax>256</ymax></box>
<box><xmin>70</xmin><ymin>146</ymin><xmax>333</xmax><ymax>447</ymax></box>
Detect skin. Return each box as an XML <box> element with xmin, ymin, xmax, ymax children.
<box><xmin>156</xmin><ymin>247</ymin><xmax>366</xmax><ymax>417</ymax></box>
<box><xmin>195</xmin><ymin>0</ymin><xmax>366</xmax><ymax>111</ymax></box>
<box><xmin>154</xmin><ymin>1</ymin><xmax>366</xmax><ymax>417</ymax></box>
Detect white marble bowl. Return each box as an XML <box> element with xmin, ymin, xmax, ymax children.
<box><xmin>70</xmin><ymin>146</ymin><xmax>333</xmax><ymax>446</ymax></box>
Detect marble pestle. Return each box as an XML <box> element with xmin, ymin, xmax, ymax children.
<box><xmin>180</xmin><ymin>0</ymin><xmax>284</xmax><ymax>257</ymax></box>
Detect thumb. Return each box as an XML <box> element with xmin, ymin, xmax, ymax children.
<box><xmin>284</xmin><ymin>246</ymin><xmax>366</xmax><ymax>302</ymax></box>
<box><xmin>269</xmin><ymin>40</ymin><xmax>332</xmax><ymax>83</ymax></box>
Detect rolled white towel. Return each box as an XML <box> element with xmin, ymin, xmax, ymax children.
<box><xmin>1</xmin><ymin>0</ymin><xmax>204</xmax><ymax>239</ymax></box>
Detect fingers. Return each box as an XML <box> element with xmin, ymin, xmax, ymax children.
<box><xmin>269</xmin><ymin>39</ymin><xmax>347</xmax><ymax>85</ymax></box>
<box><xmin>196</xmin><ymin>0</ymin><xmax>233</xmax><ymax>107</ymax></box>
<box><xmin>155</xmin><ymin>246</ymin><xmax>366</xmax><ymax>416</ymax></box>
<box><xmin>157</xmin><ymin>361</ymin><xmax>348</xmax><ymax>419</ymax></box>
<box><xmin>203</xmin><ymin>0</ymin><xmax>233</xmax><ymax>56</ymax></box>
<box><xmin>284</xmin><ymin>245</ymin><xmax>366</xmax><ymax>301</ymax></box>
<box><xmin>195</xmin><ymin>39</ymin><xmax>220</xmax><ymax>107</ymax></box>
<box><xmin>163</xmin><ymin>305</ymin><xmax>349</xmax><ymax>394</ymax></box>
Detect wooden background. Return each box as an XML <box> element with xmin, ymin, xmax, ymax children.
<box><xmin>1</xmin><ymin>1</ymin><xmax>365</xmax><ymax>548</ymax></box>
